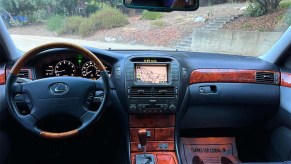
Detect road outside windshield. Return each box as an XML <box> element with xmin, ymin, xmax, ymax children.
<box><xmin>0</xmin><ymin>0</ymin><xmax>290</xmax><ymax>56</ymax></box>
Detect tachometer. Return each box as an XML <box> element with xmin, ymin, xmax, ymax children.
<box><xmin>81</xmin><ymin>61</ymin><xmax>100</xmax><ymax>79</ymax></box>
<box><xmin>55</xmin><ymin>60</ymin><xmax>76</xmax><ymax>76</ymax></box>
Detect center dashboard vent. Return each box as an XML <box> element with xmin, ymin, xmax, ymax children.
<box><xmin>18</xmin><ymin>69</ymin><xmax>31</xmax><ymax>79</ymax></box>
<box><xmin>131</xmin><ymin>87</ymin><xmax>152</xmax><ymax>97</ymax></box>
<box><xmin>154</xmin><ymin>87</ymin><xmax>175</xmax><ymax>97</ymax></box>
<box><xmin>130</xmin><ymin>87</ymin><xmax>175</xmax><ymax>98</ymax></box>
<box><xmin>256</xmin><ymin>72</ymin><xmax>275</xmax><ymax>84</ymax></box>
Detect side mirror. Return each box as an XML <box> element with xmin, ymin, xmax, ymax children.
<box><xmin>123</xmin><ymin>0</ymin><xmax>199</xmax><ymax>12</ymax></box>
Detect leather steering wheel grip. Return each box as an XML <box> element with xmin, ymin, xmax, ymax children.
<box><xmin>6</xmin><ymin>42</ymin><xmax>109</xmax><ymax>139</ymax></box>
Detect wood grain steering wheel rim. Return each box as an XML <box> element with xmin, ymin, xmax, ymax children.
<box><xmin>10</xmin><ymin>42</ymin><xmax>106</xmax><ymax>75</ymax></box>
<box><xmin>6</xmin><ymin>42</ymin><xmax>110</xmax><ymax>139</ymax></box>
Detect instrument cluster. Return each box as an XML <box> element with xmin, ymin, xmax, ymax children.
<box><xmin>42</xmin><ymin>59</ymin><xmax>111</xmax><ymax>80</ymax></box>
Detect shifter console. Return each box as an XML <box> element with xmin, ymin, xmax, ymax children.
<box><xmin>135</xmin><ymin>154</ymin><xmax>155</xmax><ymax>164</ymax></box>
<box><xmin>125</xmin><ymin>57</ymin><xmax>180</xmax><ymax>114</ymax></box>
<box><xmin>136</xmin><ymin>129</ymin><xmax>155</xmax><ymax>164</ymax></box>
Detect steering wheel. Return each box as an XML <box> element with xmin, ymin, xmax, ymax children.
<box><xmin>5</xmin><ymin>42</ymin><xmax>110</xmax><ymax>139</ymax></box>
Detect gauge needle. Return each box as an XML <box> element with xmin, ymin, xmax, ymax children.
<box><xmin>86</xmin><ymin>71</ymin><xmax>92</xmax><ymax>75</ymax></box>
<box><xmin>55</xmin><ymin>70</ymin><xmax>66</xmax><ymax>73</ymax></box>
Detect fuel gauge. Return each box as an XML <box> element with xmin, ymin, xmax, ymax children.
<box><xmin>45</xmin><ymin>65</ymin><xmax>54</xmax><ymax>77</ymax></box>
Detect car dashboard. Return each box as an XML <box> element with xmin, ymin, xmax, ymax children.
<box><xmin>1</xmin><ymin>47</ymin><xmax>290</xmax><ymax>164</ymax></box>
<box><xmin>8</xmin><ymin>48</ymin><xmax>281</xmax><ymax>127</ymax></box>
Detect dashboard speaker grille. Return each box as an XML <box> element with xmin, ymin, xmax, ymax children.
<box><xmin>256</xmin><ymin>72</ymin><xmax>275</xmax><ymax>84</ymax></box>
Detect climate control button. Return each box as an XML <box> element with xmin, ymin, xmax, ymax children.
<box><xmin>129</xmin><ymin>104</ymin><xmax>137</xmax><ymax>112</ymax></box>
<box><xmin>169</xmin><ymin>105</ymin><xmax>176</xmax><ymax>111</ymax></box>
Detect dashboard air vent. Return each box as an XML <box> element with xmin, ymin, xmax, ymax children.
<box><xmin>131</xmin><ymin>87</ymin><xmax>152</xmax><ymax>97</ymax></box>
<box><xmin>154</xmin><ymin>87</ymin><xmax>175</xmax><ymax>97</ymax></box>
<box><xmin>18</xmin><ymin>69</ymin><xmax>31</xmax><ymax>79</ymax></box>
<box><xmin>256</xmin><ymin>72</ymin><xmax>275</xmax><ymax>84</ymax></box>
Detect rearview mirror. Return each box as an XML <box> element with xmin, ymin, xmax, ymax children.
<box><xmin>123</xmin><ymin>0</ymin><xmax>199</xmax><ymax>12</ymax></box>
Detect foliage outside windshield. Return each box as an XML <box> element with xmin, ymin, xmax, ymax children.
<box><xmin>0</xmin><ymin>0</ymin><xmax>290</xmax><ymax>56</ymax></box>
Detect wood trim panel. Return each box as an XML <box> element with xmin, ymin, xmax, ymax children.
<box><xmin>131</xmin><ymin>152</ymin><xmax>178</xmax><ymax>164</ymax></box>
<box><xmin>189</xmin><ymin>69</ymin><xmax>278</xmax><ymax>84</ymax></box>
<box><xmin>0</xmin><ymin>69</ymin><xmax>5</xmax><ymax>85</ymax></box>
<box><xmin>281</xmin><ymin>72</ymin><xmax>291</xmax><ymax>88</ymax></box>
<box><xmin>156</xmin><ymin>153</ymin><xmax>177</xmax><ymax>164</ymax></box>
<box><xmin>129</xmin><ymin>114</ymin><xmax>175</xmax><ymax>128</ymax></box>
<box><xmin>130</xmin><ymin>127</ymin><xmax>174</xmax><ymax>142</ymax></box>
<box><xmin>155</xmin><ymin>127</ymin><xmax>174</xmax><ymax>141</ymax></box>
<box><xmin>130</xmin><ymin>128</ymin><xmax>155</xmax><ymax>142</ymax></box>
<box><xmin>131</xmin><ymin>141</ymin><xmax>175</xmax><ymax>152</ymax></box>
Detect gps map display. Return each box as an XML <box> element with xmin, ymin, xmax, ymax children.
<box><xmin>135</xmin><ymin>65</ymin><xmax>168</xmax><ymax>84</ymax></box>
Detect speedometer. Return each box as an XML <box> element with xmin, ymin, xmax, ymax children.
<box><xmin>81</xmin><ymin>61</ymin><xmax>100</xmax><ymax>79</ymax></box>
<box><xmin>55</xmin><ymin>60</ymin><xmax>76</xmax><ymax>76</ymax></box>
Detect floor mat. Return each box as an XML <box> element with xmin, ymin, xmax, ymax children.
<box><xmin>180</xmin><ymin>137</ymin><xmax>240</xmax><ymax>164</ymax></box>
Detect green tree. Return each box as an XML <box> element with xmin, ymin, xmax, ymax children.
<box><xmin>60</xmin><ymin>0</ymin><xmax>78</xmax><ymax>15</ymax></box>
<box><xmin>0</xmin><ymin>0</ymin><xmax>50</xmax><ymax>15</ymax></box>
<box><xmin>55</xmin><ymin>0</ymin><xmax>92</xmax><ymax>16</ymax></box>
<box><xmin>0</xmin><ymin>0</ymin><xmax>121</xmax><ymax>20</ymax></box>
<box><xmin>95</xmin><ymin>0</ymin><xmax>122</xmax><ymax>7</ymax></box>
<box><xmin>251</xmin><ymin>0</ymin><xmax>282</xmax><ymax>13</ymax></box>
<box><xmin>0</xmin><ymin>0</ymin><xmax>92</xmax><ymax>16</ymax></box>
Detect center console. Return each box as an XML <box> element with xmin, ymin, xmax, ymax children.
<box><xmin>125</xmin><ymin>57</ymin><xmax>180</xmax><ymax>114</ymax></box>
<box><xmin>125</xmin><ymin>57</ymin><xmax>180</xmax><ymax>164</ymax></box>
<box><xmin>130</xmin><ymin>114</ymin><xmax>177</xmax><ymax>164</ymax></box>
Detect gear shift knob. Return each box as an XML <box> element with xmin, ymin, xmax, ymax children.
<box><xmin>138</xmin><ymin>129</ymin><xmax>147</xmax><ymax>147</ymax></box>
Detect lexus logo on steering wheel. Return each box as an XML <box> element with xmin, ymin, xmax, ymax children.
<box><xmin>49</xmin><ymin>83</ymin><xmax>69</xmax><ymax>95</ymax></box>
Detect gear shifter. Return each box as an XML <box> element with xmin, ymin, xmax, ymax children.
<box><xmin>136</xmin><ymin>129</ymin><xmax>155</xmax><ymax>164</ymax></box>
<box><xmin>138</xmin><ymin>129</ymin><xmax>147</xmax><ymax>154</ymax></box>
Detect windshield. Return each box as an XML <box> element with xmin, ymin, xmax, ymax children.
<box><xmin>0</xmin><ymin>0</ymin><xmax>290</xmax><ymax>56</ymax></box>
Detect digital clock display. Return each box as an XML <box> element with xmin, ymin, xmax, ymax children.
<box><xmin>144</xmin><ymin>59</ymin><xmax>157</xmax><ymax>62</ymax></box>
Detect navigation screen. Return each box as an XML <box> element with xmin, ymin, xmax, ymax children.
<box><xmin>135</xmin><ymin>65</ymin><xmax>168</xmax><ymax>84</ymax></box>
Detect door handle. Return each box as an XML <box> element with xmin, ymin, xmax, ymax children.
<box><xmin>199</xmin><ymin>85</ymin><xmax>217</xmax><ymax>94</ymax></box>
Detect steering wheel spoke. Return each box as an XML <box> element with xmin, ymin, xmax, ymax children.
<box><xmin>95</xmin><ymin>79</ymin><xmax>105</xmax><ymax>90</ymax></box>
<box><xmin>11</xmin><ymin>82</ymin><xmax>23</xmax><ymax>94</ymax></box>
<box><xmin>17</xmin><ymin>113</ymin><xmax>38</xmax><ymax>132</ymax></box>
<box><xmin>7</xmin><ymin>74</ymin><xmax>24</xmax><ymax>94</ymax></box>
<box><xmin>80</xmin><ymin>111</ymin><xmax>96</xmax><ymax>124</ymax></box>
<box><xmin>31</xmin><ymin>100</ymin><xmax>88</xmax><ymax>119</ymax></box>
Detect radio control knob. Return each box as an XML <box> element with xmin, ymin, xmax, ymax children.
<box><xmin>169</xmin><ymin>105</ymin><xmax>176</xmax><ymax>111</ymax></box>
<box><xmin>130</xmin><ymin>105</ymin><xmax>137</xmax><ymax>112</ymax></box>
